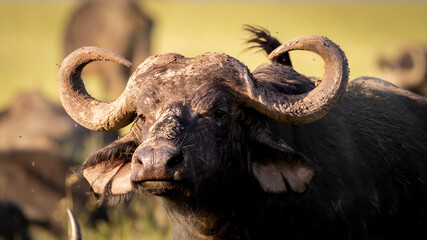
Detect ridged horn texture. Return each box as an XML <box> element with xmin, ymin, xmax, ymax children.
<box><xmin>58</xmin><ymin>46</ymin><xmax>136</xmax><ymax>131</ymax></box>
<box><xmin>245</xmin><ymin>35</ymin><xmax>349</xmax><ymax>124</ymax></box>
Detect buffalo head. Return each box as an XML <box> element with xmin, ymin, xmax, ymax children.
<box><xmin>58</xmin><ymin>36</ymin><xmax>348</xmax><ymax>204</ymax></box>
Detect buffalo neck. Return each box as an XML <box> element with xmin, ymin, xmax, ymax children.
<box><xmin>162</xmin><ymin>189</ymin><xmax>250</xmax><ymax>239</ymax></box>
<box><xmin>160</xmin><ymin>173</ymin><xmax>299</xmax><ymax>240</ymax></box>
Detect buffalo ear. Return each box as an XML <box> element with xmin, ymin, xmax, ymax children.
<box><xmin>82</xmin><ymin>161</ymin><xmax>132</xmax><ymax>195</ymax></box>
<box><xmin>252</xmin><ymin>155</ymin><xmax>315</xmax><ymax>193</ymax></box>
<box><xmin>249</xmin><ymin>124</ymin><xmax>315</xmax><ymax>193</ymax></box>
<box><xmin>80</xmin><ymin>133</ymin><xmax>137</xmax><ymax>199</ymax></box>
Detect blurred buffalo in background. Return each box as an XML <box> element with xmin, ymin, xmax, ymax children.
<box><xmin>0</xmin><ymin>91</ymin><xmax>118</xmax><ymax>156</ymax></box>
<box><xmin>0</xmin><ymin>0</ymin><xmax>154</xmax><ymax>237</ymax></box>
<box><xmin>64</xmin><ymin>0</ymin><xmax>153</xmax><ymax>99</ymax></box>
<box><xmin>0</xmin><ymin>0</ymin><xmax>155</xmax><ymax>237</ymax></box>
<box><xmin>377</xmin><ymin>44</ymin><xmax>427</xmax><ymax>97</ymax></box>
<box><xmin>0</xmin><ymin>91</ymin><xmax>114</xmax><ymax>238</ymax></box>
<box><xmin>0</xmin><ymin>202</ymin><xmax>30</xmax><ymax>240</ymax></box>
<box><xmin>0</xmin><ymin>150</ymin><xmax>90</xmax><ymax>237</ymax></box>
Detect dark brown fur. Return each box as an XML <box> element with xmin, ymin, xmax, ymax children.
<box><xmin>76</xmin><ymin>29</ymin><xmax>427</xmax><ymax>240</ymax></box>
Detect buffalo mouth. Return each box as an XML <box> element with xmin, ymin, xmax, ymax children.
<box><xmin>134</xmin><ymin>180</ymin><xmax>186</xmax><ymax>197</ymax></box>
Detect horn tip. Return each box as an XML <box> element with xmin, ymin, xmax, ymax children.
<box><xmin>67</xmin><ymin>208</ymin><xmax>82</xmax><ymax>240</ymax></box>
<box><xmin>268</xmin><ymin>44</ymin><xmax>287</xmax><ymax>60</ymax></box>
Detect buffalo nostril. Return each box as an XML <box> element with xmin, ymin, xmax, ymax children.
<box><xmin>166</xmin><ymin>151</ymin><xmax>184</xmax><ymax>171</ymax></box>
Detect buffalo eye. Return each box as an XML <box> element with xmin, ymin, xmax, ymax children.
<box><xmin>136</xmin><ymin>114</ymin><xmax>146</xmax><ymax>122</ymax></box>
<box><xmin>213</xmin><ymin>110</ymin><xmax>227</xmax><ymax>121</ymax></box>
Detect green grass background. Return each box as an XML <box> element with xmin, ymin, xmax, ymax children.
<box><xmin>1</xmin><ymin>0</ymin><xmax>427</xmax><ymax>109</ymax></box>
<box><xmin>1</xmin><ymin>0</ymin><xmax>427</xmax><ymax>239</ymax></box>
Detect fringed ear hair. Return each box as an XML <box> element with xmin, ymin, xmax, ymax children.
<box><xmin>80</xmin><ymin>133</ymin><xmax>138</xmax><ymax>204</ymax></box>
<box><xmin>243</xmin><ymin>24</ymin><xmax>292</xmax><ymax>67</ymax></box>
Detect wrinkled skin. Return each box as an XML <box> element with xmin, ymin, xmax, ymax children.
<box><xmin>62</xmin><ymin>29</ymin><xmax>427</xmax><ymax>239</ymax></box>
<box><xmin>64</xmin><ymin>0</ymin><xmax>152</xmax><ymax>98</ymax></box>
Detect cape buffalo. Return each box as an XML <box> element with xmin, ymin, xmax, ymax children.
<box><xmin>58</xmin><ymin>27</ymin><xmax>427</xmax><ymax>239</ymax></box>
<box><xmin>377</xmin><ymin>44</ymin><xmax>427</xmax><ymax>97</ymax></box>
<box><xmin>64</xmin><ymin>0</ymin><xmax>153</xmax><ymax>99</ymax></box>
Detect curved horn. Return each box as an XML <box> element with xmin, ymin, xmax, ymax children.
<box><xmin>58</xmin><ymin>47</ymin><xmax>136</xmax><ymax>131</ymax></box>
<box><xmin>67</xmin><ymin>208</ymin><xmax>82</xmax><ymax>240</ymax></box>
<box><xmin>243</xmin><ymin>35</ymin><xmax>349</xmax><ymax>124</ymax></box>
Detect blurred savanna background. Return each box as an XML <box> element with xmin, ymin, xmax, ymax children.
<box><xmin>1</xmin><ymin>0</ymin><xmax>427</xmax><ymax>239</ymax></box>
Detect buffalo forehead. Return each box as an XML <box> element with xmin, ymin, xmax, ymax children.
<box><xmin>135</xmin><ymin>52</ymin><xmax>246</xmax><ymax>87</ymax></box>
<box><xmin>134</xmin><ymin>53</ymin><xmax>245</xmax><ymax>113</ymax></box>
